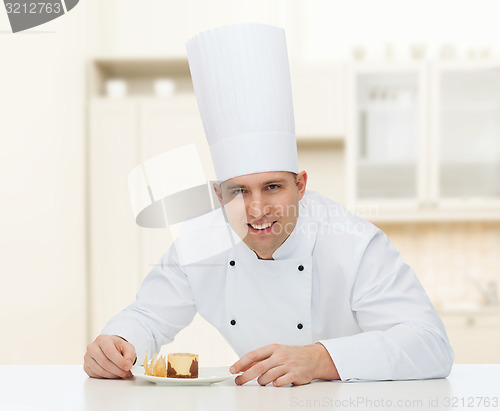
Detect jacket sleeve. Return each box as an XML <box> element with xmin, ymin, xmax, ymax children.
<box><xmin>101</xmin><ymin>244</ymin><xmax>197</xmax><ymax>363</ymax></box>
<box><xmin>317</xmin><ymin>228</ymin><xmax>454</xmax><ymax>381</ymax></box>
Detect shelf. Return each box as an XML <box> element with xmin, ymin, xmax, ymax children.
<box><xmin>92</xmin><ymin>57</ymin><xmax>190</xmax><ymax>77</ymax></box>
<box><xmin>88</xmin><ymin>57</ymin><xmax>193</xmax><ymax>98</ymax></box>
<box><xmin>296</xmin><ymin>135</ymin><xmax>344</xmax><ymax>145</ymax></box>
<box><xmin>359</xmin><ymin>105</ymin><xmax>416</xmax><ymax>111</ymax></box>
<box><xmin>442</xmin><ymin>103</ymin><xmax>500</xmax><ymax>111</ymax></box>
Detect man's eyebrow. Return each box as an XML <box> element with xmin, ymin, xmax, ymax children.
<box><xmin>224</xmin><ymin>183</ymin><xmax>242</xmax><ymax>190</ymax></box>
<box><xmin>262</xmin><ymin>179</ymin><xmax>288</xmax><ymax>186</ymax></box>
<box><xmin>223</xmin><ymin>179</ymin><xmax>289</xmax><ymax>190</ymax></box>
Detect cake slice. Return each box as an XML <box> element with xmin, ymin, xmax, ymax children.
<box><xmin>167</xmin><ymin>353</ymin><xmax>199</xmax><ymax>378</ymax></box>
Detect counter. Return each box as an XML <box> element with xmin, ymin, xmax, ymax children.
<box><xmin>1</xmin><ymin>364</ymin><xmax>499</xmax><ymax>410</ymax></box>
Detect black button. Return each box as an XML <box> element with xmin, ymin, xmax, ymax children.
<box><xmin>229</xmin><ymin>260</ymin><xmax>235</xmax><ymax>266</ymax></box>
<box><xmin>298</xmin><ymin>265</ymin><xmax>304</xmax><ymax>271</ymax></box>
<box><xmin>297</xmin><ymin>323</ymin><xmax>303</xmax><ymax>330</ymax></box>
<box><xmin>230</xmin><ymin>319</ymin><xmax>236</xmax><ymax>326</ymax></box>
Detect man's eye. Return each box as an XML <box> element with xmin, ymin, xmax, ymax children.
<box><xmin>232</xmin><ymin>188</ymin><xmax>244</xmax><ymax>195</ymax></box>
<box><xmin>267</xmin><ymin>184</ymin><xmax>280</xmax><ymax>190</ymax></box>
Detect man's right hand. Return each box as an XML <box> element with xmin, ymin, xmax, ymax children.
<box><xmin>84</xmin><ymin>335</ymin><xmax>136</xmax><ymax>379</ymax></box>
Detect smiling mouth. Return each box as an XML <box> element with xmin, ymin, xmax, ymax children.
<box><xmin>247</xmin><ymin>221</ymin><xmax>276</xmax><ymax>234</ymax></box>
<box><xmin>250</xmin><ymin>222</ymin><xmax>272</xmax><ymax>229</ymax></box>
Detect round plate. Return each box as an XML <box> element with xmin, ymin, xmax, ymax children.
<box><xmin>132</xmin><ymin>365</ymin><xmax>237</xmax><ymax>386</ymax></box>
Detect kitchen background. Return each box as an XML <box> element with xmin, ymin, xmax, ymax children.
<box><xmin>1</xmin><ymin>0</ymin><xmax>499</xmax><ymax>366</ymax></box>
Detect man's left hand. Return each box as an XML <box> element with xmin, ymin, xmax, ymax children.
<box><xmin>229</xmin><ymin>343</ymin><xmax>340</xmax><ymax>387</ymax></box>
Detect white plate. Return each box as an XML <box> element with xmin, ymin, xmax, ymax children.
<box><xmin>132</xmin><ymin>365</ymin><xmax>237</xmax><ymax>386</ymax></box>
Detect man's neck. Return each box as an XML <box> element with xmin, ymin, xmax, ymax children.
<box><xmin>255</xmin><ymin>252</ymin><xmax>274</xmax><ymax>260</ymax></box>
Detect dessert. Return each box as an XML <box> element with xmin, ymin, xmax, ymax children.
<box><xmin>167</xmin><ymin>353</ymin><xmax>199</xmax><ymax>378</ymax></box>
<box><xmin>143</xmin><ymin>351</ymin><xmax>167</xmax><ymax>377</ymax></box>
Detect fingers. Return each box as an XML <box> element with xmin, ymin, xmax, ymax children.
<box><xmin>85</xmin><ymin>356</ymin><xmax>131</xmax><ymax>379</ymax></box>
<box><xmin>235</xmin><ymin>362</ymin><xmax>301</xmax><ymax>387</ymax></box>
<box><xmin>86</xmin><ymin>344</ymin><xmax>130</xmax><ymax>378</ymax></box>
<box><xmin>231</xmin><ymin>361</ymin><xmax>258</xmax><ymax>376</ymax></box>
<box><xmin>231</xmin><ymin>344</ymin><xmax>316</xmax><ymax>387</ymax></box>
<box><xmin>101</xmin><ymin>337</ymin><xmax>133</xmax><ymax>372</ymax></box>
<box><xmin>257</xmin><ymin>365</ymin><xmax>288</xmax><ymax>386</ymax></box>
<box><xmin>235</xmin><ymin>357</ymin><xmax>277</xmax><ymax>386</ymax></box>
<box><xmin>257</xmin><ymin>366</ymin><xmax>309</xmax><ymax>387</ymax></box>
<box><xmin>274</xmin><ymin>371</ymin><xmax>303</xmax><ymax>387</ymax></box>
<box><xmin>231</xmin><ymin>344</ymin><xmax>276</xmax><ymax>374</ymax></box>
<box><xmin>117</xmin><ymin>338</ymin><xmax>137</xmax><ymax>365</ymax></box>
<box><xmin>84</xmin><ymin>351</ymin><xmax>116</xmax><ymax>379</ymax></box>
<box><xmin>84</xmin><ymin>335</ymin><xmax>135</xmax><ymax>379</ymax></box>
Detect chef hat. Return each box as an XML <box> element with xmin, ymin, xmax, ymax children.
<box><xmin>186</xmin><ymin>23</ymin><xmax>298</xmax><ymax>182</ymax></box>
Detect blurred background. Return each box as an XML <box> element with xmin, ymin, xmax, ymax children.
<box><xmin>1</xmin><ymin>0</ymin><xmax>499</xmax><ymax>366</ymax></box>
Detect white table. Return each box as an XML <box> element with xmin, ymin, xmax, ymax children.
<box><xmin>0</xmin><ymin>365</ymin><xmax>499</xmax><ymax>410</ymax></box>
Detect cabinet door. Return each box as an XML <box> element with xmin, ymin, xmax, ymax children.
<box><xmin>138</xmin><ymin>97</ymin><xmax>214</xmax><ymax>275</ymax></box>
<box><xmin>431</xmin><ymin>64</ymin><xmax>500</xmax><ymax>205</ymax></box>
<box><xmin>347</xmin><ymin>65</ymin><xmax>428</xmax><ymax>209</ymax></box>
<box><xmin>291</xmin><ymin>65</ymin><xmax>345</xmax><ymax>138</ymax></box>
<box><xmin>89</xmin><ymin>99</ymin><xmax>142</xmax><ymax>338</ymax></box>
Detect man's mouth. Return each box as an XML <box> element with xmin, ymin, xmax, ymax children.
<box><xmin>247</xmin><ymin>221</ymin><xmax>276</xmax><ymax>234</ymax></box>
<box><xmin>250</xmin><ymin>222</ymin><xmax>272</xmax><ymax>230</ymax></box>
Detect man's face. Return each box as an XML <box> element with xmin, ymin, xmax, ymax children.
<box><xmin>214</xmin><ymin>171</ymin><xmax>308</xmax><ymax>260</ymax></box>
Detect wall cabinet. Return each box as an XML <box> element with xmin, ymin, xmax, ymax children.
<box><xmin>430</xmin><ymin>63</ymin><xmax>500</xmax><ymax>206</ymax></box>
<box><xmin>347</xmin><ymin>63</ymin><xmax>500</xmax><ymax>222</ymax></box>
<box><xmin>347</xmin><ymin>64</ymin><xmax>427</xmax><ymax>207</ymax></box>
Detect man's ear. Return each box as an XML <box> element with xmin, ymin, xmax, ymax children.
<box><xmin>213</xmin><ymin>182</ymin><xmax>224</xmax><ymax>207</ymax></box>
<box><xmin>295</xmin><ymin>170</ymin><xmax>308</xmax><ymax>201</ymax></box>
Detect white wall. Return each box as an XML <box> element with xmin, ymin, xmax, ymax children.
<box><xmin>0</xmin><ymin>3</ymin><xmax>90</xmax><ymax>364</ymax></box>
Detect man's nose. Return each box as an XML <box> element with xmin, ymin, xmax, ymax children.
<box><xmin>247</xmin><ymin>195</ymin><xmax>270</xmax><ymax>219</ymax></box>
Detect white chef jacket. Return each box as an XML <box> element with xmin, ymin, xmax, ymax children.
<box><xmin>101</xmin><ymin>190</ymin><xmax>454</xmax><ymax>381</ymax></box>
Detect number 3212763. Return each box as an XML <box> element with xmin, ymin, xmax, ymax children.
<box><xmin>444</xmin><ymin>397</ymin><xmax>499</xmax><ymax>408</ymax></box>
<box><xmin>5</xmin><ymin>3</ymin><xmax>62</xmax><ymax>14</ymax></box>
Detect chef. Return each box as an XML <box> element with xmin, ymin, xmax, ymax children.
<box><xmin>84</xmin><ymin>23</ymin><xmax>454</xmax><ymax>385</ymax></box>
